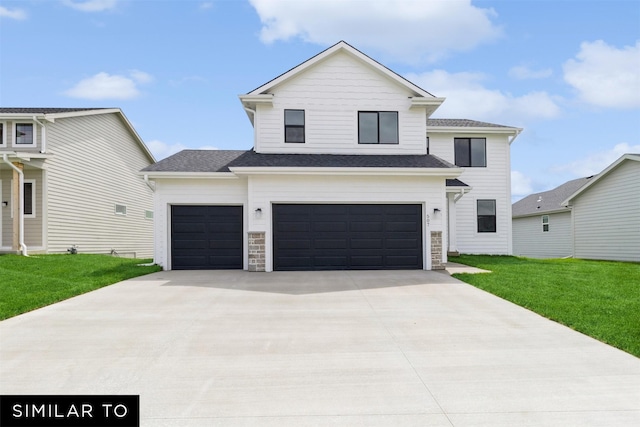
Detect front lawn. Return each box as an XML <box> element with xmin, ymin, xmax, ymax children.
<box><xmin>452</xmin><ymin>255</ymin><xmax>640</xmax><ymax>357</ymax></box>
<box><xmin>0</xmin><ymin>254</ymin><xmax>161</xmax><ymax>320</ymax></box>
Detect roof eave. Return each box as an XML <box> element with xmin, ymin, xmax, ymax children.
<box><xmin>512</xmin><ymin>208</ymin><xmax>571</xmax><ymax>218</ymax></box>
<box><xmin>228</xmin><ymin>166</ymin><xmax>463</xmax><ymax>177</ymax></box>
<box><xmin>141</xmin><ymin>171</ymin><xmax>240</xmax><ymax>179</ymax></box>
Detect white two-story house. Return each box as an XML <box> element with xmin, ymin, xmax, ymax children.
<box><xmin>142</xmin><ymin>41</ymin><xmax>521</xmax><ymax>271</ymax></box>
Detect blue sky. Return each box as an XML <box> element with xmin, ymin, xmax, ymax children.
<box><xmin>1</xmin><ymin>0</ymin><xmax>639</xmax><ymax>200</ymax></box>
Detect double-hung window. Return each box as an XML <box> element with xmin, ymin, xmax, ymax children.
<box><xmin>454</xmin><ymin>138</ymin><xmax>486</xmax><ymax>167</ymax></box>
<box><xmin>477</xmin><ymin>199</ymin><xmax>496</xmax><ymax>233</ymax></box>
<box><xmin>0</xmin><ymin>122</ymin><xmax>6</xmax><ymax>147</ymax></box>
<box><xmin>358</xmin><ymin>111</ymin><xmax>398</xmax><ymax>144</ymax></box>
<box><xmin>14</xmin><ymin>123</ymin><xmax>35</xmax><ymax>146</ymax></box>
<box><xmin>284</xmin><ymin>109</ymin><xmax>305</xmax><ymax>143</ymax></box>
<box><xmin>542</xmin><ymin>215</ymin><xmax>549</xmax><ymax>232</ymax></box>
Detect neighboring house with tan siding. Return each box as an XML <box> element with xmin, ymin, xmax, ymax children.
<box><xmin>0</xmin><ymin>108</ymin><xmax>155</xmax><ymax>258</ymax></box>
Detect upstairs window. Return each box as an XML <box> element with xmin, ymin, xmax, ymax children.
<box><xmin>284</xmin><ymin>109</ymin><xmax>305</xmax><ymax>143</ymax></box>
<box><xmin>455</xmin><ymin>138</ymin><xmax>486</xmax><ymax>167</ymax></box>
<box><xmin>542</xmin><ymin>215</ymin><xmax>549</xmax><ymax>232</ymax></box>
<box><xmin>477</xmin><ymin>199</ymin><xmax>496</xmax><ymax>233</ymax></box>
<box><xmin>0</xmin><ymin>122</ymin><xmax>6</xmax><ymax>146</ymax></box>
<box><xmin>15</xmin><ymin>123</ymin><xmax>35</xmax><ymax>145</ymax></box>
<box><xmin>358</xmin><ymin>111</ymin><xmax>398</xmax><ymax>144</ymax></box>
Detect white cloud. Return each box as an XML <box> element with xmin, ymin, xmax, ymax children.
<box><xmin>552</xmin><ymin>143</ymin><xmax>640</xmax><ymax>177</ymax></box>
<box><xmin>563</xmin><ymin>40</ymin><xmax>640</xmax><ymax>109</ymax></box>
<box><xmin>511</xmin><ymin>171</ymin><xmax>533</xmax><ymax>197</ymax></box>
<box><xmin>64</xmin><ymin>71</ymin><xmax>152</xmax><ymax>100</ymax></box>
<box><xmin>407</xmin><ymin>70</ymin><xmax>561</xmax><ymax>123</ymax></box>
<box><xmin>61</xmin><ymin>0</ymin><xmax>118</xmax><ymax>12</ymax></box>
<box><xmin>200</xmin><ymin>2</ymin><xmax>214</xmax><ymax>9</ymax></box>
<box><xmin>248</xmin><ymin>0</ymin><xmax>502</xmax><ymax>63</ymax></box>
<box><xmin>0</xmin><ymin>6</ymin><xmax>27</xmax><ymax>20</ymax></box>
<box><xmin>508</xmin><ymin>65</ymin><xmax>552</xmax><ymax>80</ymax></box>
<box><xmin>147</xmin><ymin>140</ymin><xmax>218</xmax><ymax>161</ymax></box>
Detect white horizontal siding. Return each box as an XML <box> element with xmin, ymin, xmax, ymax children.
<box><xmin>255</xmin><ymin>51</ymin><xmax>427</xmax><ymax>155</ymax></box>
<box><xmin>0</xmin><ymin>170</ymin><xmax>43</xmax><ymax>249</ymax></box>
<box><xmin>153</xmin><ymin>178</ymin><xmax>249</xmax><ymax>269</ymax></box>
<box><xmin>45</xmin><ymin>113</ymin><xmax>154</xmax><ymax>258</ymax></box>
<box><xmin>572</xmin><ymin>160</ymin><xmax>640</xmax><ymax>261</ymax></box>
<box><xmin>1</xmin><ymin>119</ymin><xmax>42</xmax><ymax>152</ymax></box>
<box><xmin>513</xmin><ymin>212</ymin><xmax>572</xmax><ymax>258</ymax></box>
<box><xmin>430</xmin><ymin>132</ymin><xmax>512</xmax><ymax>254</ymax></box>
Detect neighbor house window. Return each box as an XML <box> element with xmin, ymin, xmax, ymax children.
<box><xmin>115</xmin><ymin>204</ymin><xmax>127</xmax><ymax>215</ymax></box>
<box><xmin>455</xmin><ymin>138</ymin><xmax>486</xmax><ymax>167</ymax></box>
<box><xmin>477</xmin><ymin>199</ymin><xmax>496</xmax><ymax>233</ymax></box>
<box><xmin>14</xmin><ymin>123</ymin><xmax>35</xmax><ymax>145</ymax></box>
<box><xmin>10</xmin><ymin>180</ymin><xmax>36</xmax><ymax>218</ymax></box>
<box><xmin>284</xmin><ymin>109</ymin><xmax>305</xmax><ymax>143</ymax></box>
<box><xmin>542</xmin><ymin>215</ymin><xmax>549</xmax><ymax>232</ymax></box>
<box><xmin>358</xmin><ymin>111</ymin><xmax>398</xmax><ymax>144</ymax></box>
<box><xmin>0</xmin><ymin>122</ymin><xmax>6</xmax><ymax>146</ymax></box>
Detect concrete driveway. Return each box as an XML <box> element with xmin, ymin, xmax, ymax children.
<box><xmin>1</xmin><ymin>270</ymin><xmax>639</xmax><ymax>426</ymax></box>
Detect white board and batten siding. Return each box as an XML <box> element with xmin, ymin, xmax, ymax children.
<box><xmin>255</xmin><ymin>51</ymin><xmax>427</xmax><ymax>155</ymax></box>
<box><xmin>571</xmin><ymin>160</ymin><xmax>640</xmax><ymax>262</ymax></box>
<box><xmin>428</xmin><ymin>131</ymin><xmax>513</xmax><ymax>254</ymax></box>
<box><xmin>153</xmin><ymin>178</ymin><xmax>248</xmax><ymax>270</ymax></box>
<box><xmin>246</xmin><ymin>174</ymin><xmax>447</xmax><ymax>272</ymax></box>
<box><xmin>45</xmin><ymin>113</ymin><xmax>154</xmax><ymax>258</ymax></box>
<box><xmin>513</xmin><ymin>212</ymin><xmax>572</xmax><ymax>258</ymax></box>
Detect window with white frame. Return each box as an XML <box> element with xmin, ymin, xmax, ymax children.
<box><xmin>13</xmin><ymin>123</ymin><xmax>36</xmax><ymax>146</ymax></box>
<box><xmin>145</xmin><ymin>210</ymin><xmax>154</xmax><ymax>220</ymax></box>
<box><xmin>115</xmin><ymin>204</ymin><xmax>127</xmax><ymax>215</ymax></box>
<box><xmin>455</xmin><ymin>138</ymin><xmax>486</xmax><ymax>167</ymax></box>
<box><xmin>542</xmin><ymin>215</ymin><xmax>549</xmax><ymax>232</ymax></box>
<box><xmin>0</xmin><ymin>122</ymin><xmax>6</xmax><ymax>147</ymax></box>
<box><xmin>284</xmin><ymin>109</ymin><xmax>305</xmax><ymax>143</ymax></box>
<box><xmin>10</xmin><ymin>179</ymin><xmax>36</xmax><ymax>218</ymax></box>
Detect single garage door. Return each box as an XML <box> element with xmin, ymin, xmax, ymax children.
<box><xmin>273</xmin><ymin>204</ymin><xmax>423</xmax><ymax>271</ymax></box>
<box><xmin>171</xmin><ymin>205</ymin><xmax>243</xmax><ymax>270</ymax></box>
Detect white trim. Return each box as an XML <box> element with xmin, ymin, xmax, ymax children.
<box><xmin>141</xmin><ymin>172</ymin><xmax>240</xmax><ymax>179</ymax></box>
<box><xmin>12</xmin><ymin>122</ymin><xmax>37</xmax><ymax>148</ymax></box>
<box><xmin>427</xmin><ymin>126</ymin><xmax>521</xmax><ymax>135</ymax></box>
<box><xmin>228</xmin><ymin>167</ymin><xmax>463</xmax><ymax>178</ymax></box>
<box><xmin>0</xmin><ymin>121</ymin><xmax>6</xmax><ymax>147</ymax></box>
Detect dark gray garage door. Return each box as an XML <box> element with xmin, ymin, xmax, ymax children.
<box><xmin>273</xmin><ymin>204</ymin><xmax>423</xmax><ymax>271</ymax></box>
<box><xmin>171</xmin><ymin>205</ymin><xmax>243</xmax><ymax>270</ymax></box>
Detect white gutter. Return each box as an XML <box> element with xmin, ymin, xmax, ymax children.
<box><xmin>32</xmin><ymin>116</ymin><xmax>47</xmax><ymax>153</ymax></box>
<box><xmin>2</xmin><ymin>154</ymin><xmax>28</xmax><ymax>256</ymax></box>
<box><xmin>143</xmin><ymin>174</ymin><xmax>155</xmax><ymax>192</ymax></box>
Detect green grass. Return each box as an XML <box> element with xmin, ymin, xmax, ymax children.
<box><xmin>452</xmin><ymin>255</ymin><xmax>640</xmax><ymax>357</ymax></box>
<box><xmin>0</xmin><ymin>254</ymin><xmax>161</xmax><ymax>320</ymax></box>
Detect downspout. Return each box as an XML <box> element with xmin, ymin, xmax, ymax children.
<box><xmin>243</xmin><ymin>107</ymin><xmax>257</xmax><ymax>150</ymax></box>
<box><xmin>2</xmin><ymin>154</ymin><xmax>28</xmax><ymax>256</ymax></box>
<box><xmin>143</xmin><ymin>174</ymin><xmax>155</xmax><ymax>192</ymax></box>
<box><xmin>33</xmin><ymin>116</ymin><xmax>46</xmax><ymax>153</ymax></box>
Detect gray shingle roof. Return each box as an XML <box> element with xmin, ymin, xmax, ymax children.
<box><xmin>446</xmin><ymin>178</ymin><xmax>469</xmax><ymax>187</ymax></box>
<box><xmin>142</xmin><ymin>150</ymin><xmax>456</xmax><ymax>173</ymax></box>
<box><xmin>0</xmin><ymin>108</ymin><xmax>109</xmax><ymax>114</ymax></box>
<box><xmin>512</xmin><ymin>176</ymin><xmax>594</xmax><ymax>217</ymax></box>
<box><xmin>427</xmin><ymin>118</ymin><xmax>513</xmax><ymax>128</ymax></box>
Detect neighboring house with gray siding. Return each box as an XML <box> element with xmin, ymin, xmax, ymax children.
<box><xmin>0</xmin><ymin>108</ymin><xmax>155</xmax><ymax>257</ymax></box>
<box><xmin>512</xmin><ymin>176</ymin><xmax>592</xmax><ymax>258</ymax></box>
<box><xmin>561</xmin><ymin>153</ymin><xmax>640</xmax><ymax>262</ymax></box>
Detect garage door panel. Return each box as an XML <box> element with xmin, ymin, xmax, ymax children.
<box><xmin>171</xmin><ymin>205</ymin><xmax>242</xmax><ymax>270</ymax></box>
<box><xmin>278</xmin><ymin>239</ymin><xmax>312</xmax><ymax>249</ymax></box>
<box><xmin>273</xmin><ymin>204</ymin><xmax>422</xmax><ymax>271</ymax></box>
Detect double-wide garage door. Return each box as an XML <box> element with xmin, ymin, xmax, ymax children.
<box><xmin>273</xmin><ymin>204</ymin><xmax>423</xmax><ymax>271</ymax></box>
<box><xmin>171</xmin><ymin>205</ymin><xmax>243</xmax><ymax>270</ymax></box>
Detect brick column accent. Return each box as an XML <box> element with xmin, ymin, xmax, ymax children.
<box><xmin>430</xmin><ymin>231</ymin><xmax>445</xmax><ymax>270</ymax></box>
<box><xmin>248</xmin><ymin>232</ymin><xmax>266</xmax><ymax>272</ymax></box>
